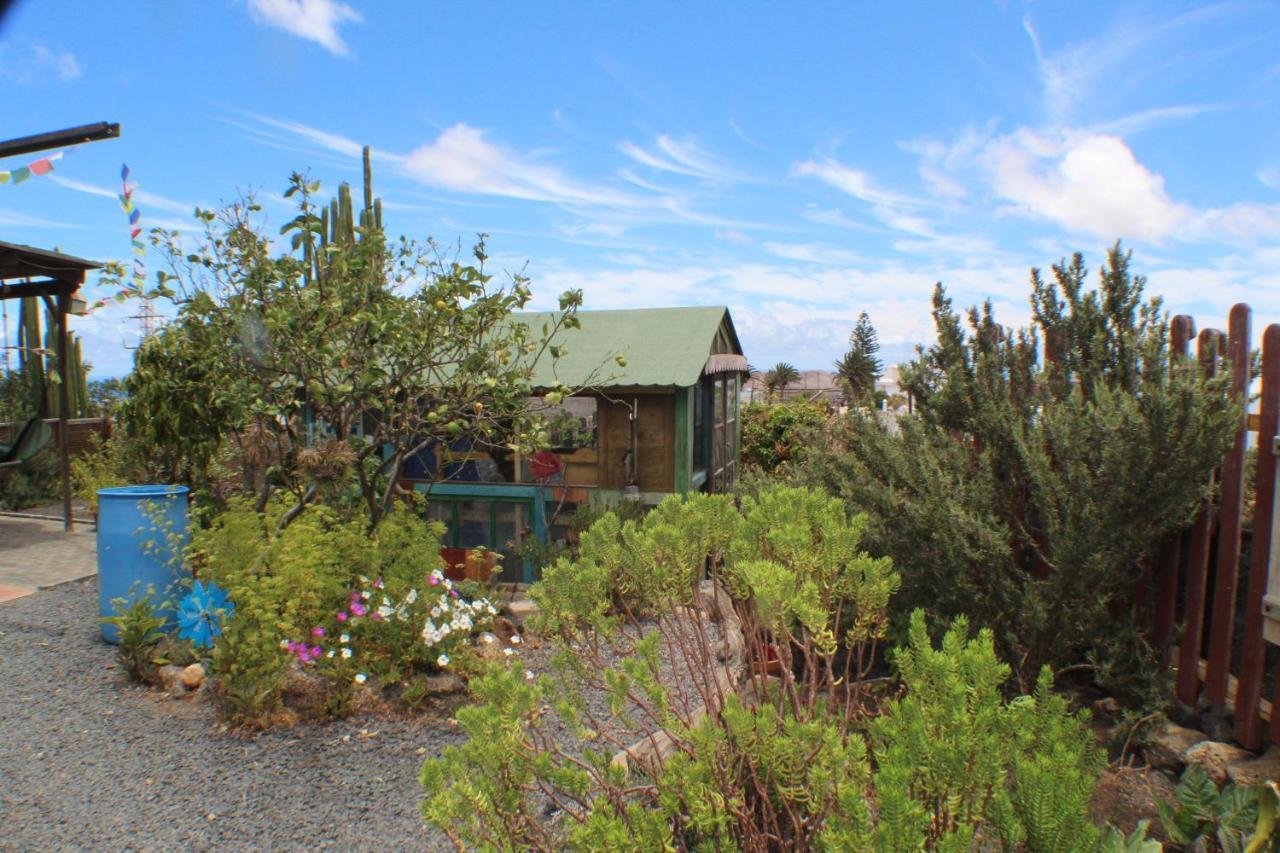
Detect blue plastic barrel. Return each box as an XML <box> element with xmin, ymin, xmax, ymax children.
<box><xmin>97</xmin><ymin>485</ymin><xmax>191</xmax><ymax>643</ymax></box>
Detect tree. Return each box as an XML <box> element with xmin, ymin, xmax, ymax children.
<box><xmin>806</xmin><ymin>244</ymin><xmax>1240</xmax><ymax>705</ymax></box>
<box><xmin>834</xmin><ymin>311</ymin><xmax>882</xmax><ymax>406</ymax></box>
<box><xmin>116</xmin><ymin>148</ymin><xmax>590</xmax><ymax>529</ymax></box>
<box><xmin>763</xmin><ymin>361</ymin><xmax>800</xmax><ymax>402</ymax></box>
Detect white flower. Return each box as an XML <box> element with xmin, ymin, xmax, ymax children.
<box><xmin>430</xmin><ymin>606</ymin><xmax>441</xmax><ymax>618</ymax></box>
<box><xmin>341</xmin><ymin>647</ymin><xmax>353</xmax><ymax>659</ymax></box>
<box><xmin>358</xmin><ymin>575</ymin><xmax>370</xmax><ymax>585</ymax></box>
<box><xmin>525</xmin><ymin>670</ymin><xmax>535</xmax><ymax>680</ymax></box>
<box><xmin>326</xmin><ymin>650</ymin><xmax>336</xmax><ymax>659</ymax></box>
<box><xmin>486</xmin><ymin>603</ymin><xmax>497</xmax><ymax>615</ymax></box>
<box><xmin>360</xmin><ymin>590</ymin><xmax>370</xmax><ymax>600</ymax></box>
<box><xmin>377</xmin><ymin>604</ymin><xmax>394</xmax><ymax>620</ymax></box>
<box><xmin>405</xmin><ymin>588</ymin><xmax>419</xmax><ymax>605</ymax></box>
<box><xmin>503</xmin><ymin>648</ymin><xmax>514</xmax><ymax>656</ymax></box>
<box><xmin>510</xmin><ymin>634</ymin><xmax>522</xmax><ymax>644</ymax></box>
<box><xmin>354</xmin><ymin>673</ymin><xmax>367</xmax><ymax>684</ymax></box>
<box><xmin>279</xmin><ymin>639</ymin><xmax>290</xmax><ymax>649</ymax></box>
<box><xmin>437</xmin><ymin>654</ymin><xmax>450</xmax><ymax>667</ymax></box>
<box><xmin>339</xmin><ymin>633</ymin><xmax>350</xmax><ymax>644</ymax></box>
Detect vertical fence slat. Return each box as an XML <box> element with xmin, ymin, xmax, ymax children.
<box><xmin>1206</xmin><ymin>305</ymin><xmax>1252</xmax><ymax>708</ymax></box>
<box><xmin>1238</xmin><ymin>325</ymin><xmax>1280</xmax><ymax>746</ymax></box>
<box><xmin>1155</xmin><ymin>316</ymin><xmax>1197</xmax><ymax>650</ymax></box>
<box><xmin>1177</xmin><ymin>328</ymin><xmax>1223</xmax><ymax>707</ymax></box>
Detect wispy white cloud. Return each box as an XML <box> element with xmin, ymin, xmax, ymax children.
<box><xmin>48</xmin><ymin>176</ymin><xmax>197</xmax><ymax>216</ymax></box>
<box><xmin>246</xmin><ymin>0</ymin><xmax>362</xmax><ymax>56</ymax></box>
<box><xmin>618</xmin><ymin>135</ymin><xmax>742</xmax><ymax>182</ymax></box>
<box><xmin>405</xmin><ymin>124</ymin><xmax>641</xmax><ymax>208</ymax></box>
<box><xmin>0</xmin><ymin>41</ymin><xmax>81</xmax><ymax>83</ymax></box>
<box><xmin>761</xmin><ymin>241</ymin><xmax>865</xmax><ymax>266</ymax></box>
<box><xmin>0</xmin><ymin>208</ymin><xmax>78</xmax><ymax>229</ymax></box>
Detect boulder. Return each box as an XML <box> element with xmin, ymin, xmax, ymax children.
<box><xmin>1145</xmin><ymin>720</ymin><xmax>1205</xmax><ymax>772</ymax></box>
<box><xmin>507</xmin><ymin>597</ymin><xmax>539</xmax><ymax>627</ymax></box>
<box><xmin>180</xmin><ymin>663</ymin><xmax>205</xmax><ymax>690</ymax></box>
<box><xmin>1183</xmin><ymin>740</ymin><xmax>1253</xmax><ymax>785</ymax></box>
<box><xmin>491</xmin><ymin>616</ymin><xmax>518</xmax><ymax>645</ymax></box>
<box><xmin>155</xmin><ymin>665</ymin><xmax>186</xmax><ymax>691</ymax></box>
<box><xmin>1091</xmin><ymin>697</ymin><xmax>1122</xmax><ymax>719</ymax></box>
<box><xmin>473</xmin><ymin>631</ymin><xmax>504</xmax><ymax>661</ymax></box>
<box><xmin>1226</xmin><ymin>744</ymin><xmax>1280</xmax><ymax>787</ymax></box>
<box><xmin>424</xmin><ymin>672</ymin><xmax>465</xmax><ymax>695</ymax></box>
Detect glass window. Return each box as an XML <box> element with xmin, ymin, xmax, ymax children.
<box><xmin>457</xmin><ymin>501</ymin><xmax>490</xmax><ymax>549</ymax></box>
<box><xmin>529</xmin><ymin>395</ymin><xmax>598</xmax><ymax>450</ymax></box>
<box><xmin>426</xmin><ymin>500</ymin><xmax>455</xmax><ymax>545</ymax></box>
<box><xmin>692</xmin><ymin>383</ymin><xmax>707</xmax><ymax>473</ymax></box>
<box><xmin>492</xmin><ymin>502</ymin><xmax>528</xmax><ymax>583</ymax></box>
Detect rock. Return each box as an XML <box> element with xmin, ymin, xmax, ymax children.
<box><xmin>1092</xmin><ymin>697</ymin><xmax>1122</xmax><ymax>719</ymax></box>
<box><xmin>473</xmin><ymin>631</ymin><xmax>504</xmax><ymax>661</ymax></box>
<box><xmin>1088</xmin><ymin>766</ymin><xmax>1178</xmax><ymax>842</ymax></box>
<box><xmin>1145</xmin><ymin>720</ymin><xmax>1205</xmax><ymax>772</ymax></box>
<box><xmin>179</xmin><ymin>663</ymin><xmax>205</xmax><ymax>690</ymax></box>
<box><xmin>155</xmin><ymin>665</ymin><xmax>186</xmax><ymax>691</ymax></box>
<box><xmin>423</xmin><ymin>672</ymin><xmax>465</xmax><ymax>695</ymax></box>
<box><xmin>1226</xmin><ymin>744</ymin><xmax>1280</xmax><ymax>787</ymax></box>
<box><xmin>507</xmin><ymin>597</ymin><xmax>538</xmax><ymax>627</ymax></box>
<box><xmin>491</xmin><ymin>616</ymin><xmax>518</xmax><ymax>645</ymax></box>
<box><xmin>1183</xmin><ymin>740</ymin><xmax>1253</xmax><ymax>785</ymax></box>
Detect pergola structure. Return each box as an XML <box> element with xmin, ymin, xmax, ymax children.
<box><xmin>1</xmin><ymin>241</ymin><xmax>99</xmax><ymax>530</ymax></box>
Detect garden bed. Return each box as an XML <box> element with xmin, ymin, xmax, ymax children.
<box><xmin>0</xmin><ymin>578</ymin><xmax>462</xmax><ymax>849</ymax></box>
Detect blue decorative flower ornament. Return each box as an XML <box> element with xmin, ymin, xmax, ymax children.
<box><xmin>177</xmin><ymin>581</ymin><xmax>235</xmax><ymax>649</ymax></box>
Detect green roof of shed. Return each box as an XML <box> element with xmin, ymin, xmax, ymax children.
<box><xmin>514</xmin><ymin>305</ymin><xmax>743</xmax><ymax>389</ymax></box>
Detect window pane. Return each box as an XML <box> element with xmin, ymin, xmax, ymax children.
<box><xmin>457</xmin><ymin>501</ymin><xmax>490</xmax><ymax>549</ymax></box>
<box><xmin>492</xmin><ymin>502</ymin><xmax>527</xmax><ymax>583</ymax></box>
<box><xmin>426</xmin><ymin>500</ymin><xmax>454</xmax><ymax>545</ymax></box>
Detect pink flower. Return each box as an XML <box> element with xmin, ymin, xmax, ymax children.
<box><xmin>310</xmin><ymin>645</ymin><xmax>322</xmax><ymax>658</ymax></box>
<box><xmin>429</xmin><ymin>576</ymin><xmax>439</xmax><ymax>586</ymax></box>
<box><xmin>370</xmin><ymin>612</ymin><xmax>383</xmax><ymax>622</ymax></box>
<box><xmin>336</xmin><ymin>612</ymin><xmax>348</xmax><ymax>622</ymax></box>
<box><xmin>312</xmin><ymin>626</ymin><xmax>325</xmax><ymax>637</ymax></box>
<box><xmin>351</xmin><ymin>602</ymin><xmax>366</xmax><ymax>617</ymax></box>
<box><xmin>449</xmin><ymin>589</ymin><xmax>459</xmax><ymax>599</ymax></box>
<box><xmin>373</xmin><ymin>578</ymin><xmax>384</xmax><ymax>589</ymax></box>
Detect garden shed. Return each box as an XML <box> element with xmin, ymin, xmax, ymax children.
<box><xmin>405</xmin><ymin>305</ymin><xmax>749</xmax><ymax>582</ymax></box>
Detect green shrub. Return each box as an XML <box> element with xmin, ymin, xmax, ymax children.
<box><xmin>800</xmin><ymin>245</ymin><xmax>1238</xmax><ymax>706</ymax></box>
<box><xmin>421</xmin><ymin>485</ymin><xmax>1136</xmax><ymax>850</ymax></box>
<box><xmin>1156</xmin><ymin>764</ymin><xmax>1279</xmax><ymax>852</ymax></box>
<box><xmin>739</xmin><ymin>399</ymin><xmax>827</xmax><ymax>474</ymax></box>
<box><xmin>0</xmin><ymin>445</ymin><xmax>60</xmax><ymax>510</ymax></box>
<box><xmin>189</xmin><ymin>498</ymin><xmax>491</xmax><ymax>724</ymax></box>
<box><xmin>101</xmin><ymin>589</ymin><xmax>168</xmax><ymax>685</ymax></box>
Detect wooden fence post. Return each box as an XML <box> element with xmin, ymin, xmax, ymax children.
<box><xmin>1176</xmin><ymin>328</ymin><xmax>1223</xmax><ymax>707</ymax></box>
<box><xmin>1205</xmin><ymin>305</ymin><xmax>1251</xmax><ymax>709</ymax></box>
<box><xmin>1238</xmin><ymin>324</ymin><xmax>1280</xmax><ymax>746</ymax></box>
<box><xmin>1154</xmin><ymin>315</ymin><xmax>1196</xmax><ymax>650</ymax></box>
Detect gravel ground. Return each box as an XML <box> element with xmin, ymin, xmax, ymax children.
<box><xmin>0</xmin><ymin>578</ymin><xmax>461</xmax><ymax>851</ymax></box>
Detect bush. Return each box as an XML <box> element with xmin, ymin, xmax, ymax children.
<box><xmin>189</xmin><ymin>498</ymin><xmax>495</xmax><ymax>725</ymax></box>
<box><xmin>421</xmin><ymin>486</ymin><xmax>1140</xmax><ymax>850</ymax></box>
<box><xmin>739</xmin><ymin>400</ymin><xmax>827</xmax><ymax>474</ymax></box>
<box><xmin>799</xmin><ymin>246</ymin><xmax>1238</xmax><ymax>707</ymax></box>
<box><xmin>0</xmin><ymin>445</ymin><xmax>60</xmax><ymax>510</ymax></box>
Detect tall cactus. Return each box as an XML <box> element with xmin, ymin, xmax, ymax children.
<box><xmin>17</xmin><ymin>297</ymin><xmax>45</xmax><ymax>417</ymax></box>
<box><xmin>307</xmin><ymin>144</ymin><xmax>382</xmax><ymax>286</ymax></box>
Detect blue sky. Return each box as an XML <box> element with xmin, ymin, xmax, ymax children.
<box><xmin>2</xmin><ymin>0</ymin><xmax>1279</xmax><ymax>379</ymax></box>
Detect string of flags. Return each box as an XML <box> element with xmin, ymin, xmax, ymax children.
<box><xmin>0</xmin><ymin>149</ymin><xmax>67</xmax><ymax>184</ymax></box>
<box><xmin>119</xmin><ymin>164</ymin><xmax>145</xmax><ymax>289</ymax></box>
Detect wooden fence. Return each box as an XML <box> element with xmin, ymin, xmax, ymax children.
<box><xmin>1149</xmin><ymin>304</ymin><xmax>1280</xmax><ymax>749</ymax></box>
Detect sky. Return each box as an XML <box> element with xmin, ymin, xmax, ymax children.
<box><xmin>1</xmin><ymin>0</ymin><xmax>1279</xmax><ymax>379</ymax></box>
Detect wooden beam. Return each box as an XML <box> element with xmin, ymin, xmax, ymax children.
<box><xmin>0</xmin><ymin>277</ymin><xmax>76</xmax><ymax>302</ymax></box>
<box><xmin>56</xmin><ymin>292</ymin><xmax>73</xmax><ymax>532</ymax></box>
<box><xmin>0</xmin><ymin>122</ymin><xmax>119</xmax><ymax>160</ymax></box>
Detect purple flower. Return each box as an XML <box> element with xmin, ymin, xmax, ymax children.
<box><xmin>351</xmin><ymin>602</ymin><xmax>366</xmax><ymax>617</ymax></box>
<box><xmin>336</xmin><ymin>612</ymin><xmax>348</xmax><ymax>622</ymax></box>
<box><xmin>370</xmin><ymin>612</ymin><xmax>383</xmax><ymax>622</ymax></box>
<box><xmin>312</xmin><ymin>626</ymin><xmax>325</xmax><ymax>637</ymax></box>
<box><xmin>449</xmin><ymin>589</ymin><xmax>459</xmax><ymax>599</ymax></box>
<box><xmin>310</xmin><ymin>645</ymin><xmax>322</xmax><ymax>658</ymax></box>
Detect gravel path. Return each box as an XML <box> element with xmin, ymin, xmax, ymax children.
<box><xmin>0</xmin><ymin>578</ymin><xmax>461</xmax><ymax>851</ymax></box>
